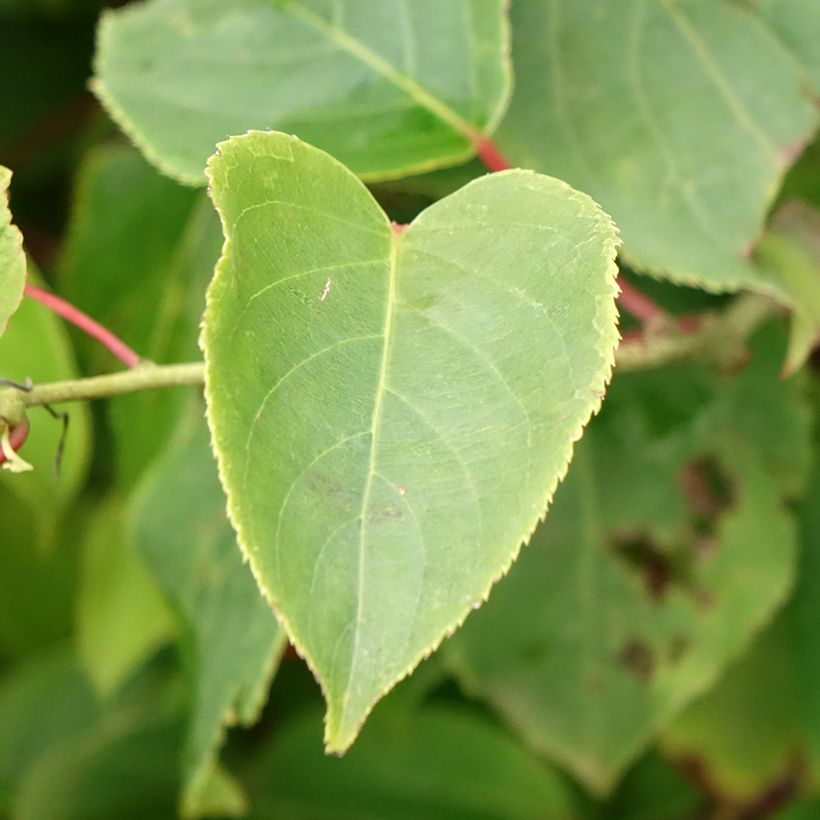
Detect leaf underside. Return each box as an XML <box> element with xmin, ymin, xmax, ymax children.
<box><xmin>92</xmin><ymin>0</ymin><xmax>511</xmax><ymax>184</ymax></box>
<box><xmin>202</xmin><ymin>130</ymin><xmax>620</xmax><ymax>753</ymax></box>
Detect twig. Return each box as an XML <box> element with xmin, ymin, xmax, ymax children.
<box><xmin>617</xmin><ymin>278</ymin><xmax>667</xmax><ymax>324</ymax></box>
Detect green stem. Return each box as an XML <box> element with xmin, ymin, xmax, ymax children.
<box><xmin>0</xmin><ymin>294</ymin><xmax>778</xmax><ymax>430</ymax></box>
<box><xmin>0</xmin><ymin>362</ymin><xmax>204</xmax><ymax>425</ymax></box>
<box><xmin>615</xmin><ymin>293</ymin><xmax>776</xmax><ymax>372</ymax></box>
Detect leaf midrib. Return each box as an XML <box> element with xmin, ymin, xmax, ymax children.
<box><xmin>280</xmin><ymin>0</ymin><xmax>481</xmax><ymax>143</ymax></box>
<box><xmin>342</xmin><ymin>230</ymin><xmax>400</xmax><ymax>727</ymax></box>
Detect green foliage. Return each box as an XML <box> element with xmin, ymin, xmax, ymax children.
<box><xmin>445</xmin><ymin>334</ymin><xmax>807</xmax><ymax>793</ymax></box>
<box><xmin>202</xmin><ymin>130</ymin><xmax>618</xmax><ymax>752</ymax></box>
<box><xmin>93</xmin><ymin>0</ymin><xmax>511</xmax><ymax>184</ymax></box>
<box><xmin>3</xmin><ymin>1</ymin><xmax>820</xmax><ymax>817</ymax></box>
<box><xmin>131</xmin><ymin>412</ymin><xmax>287</xmax><ymax>817</ymax></box>
<box><xmin>496</xmin><ymin>0</ymin><xmax>818</xmax><ymax>297</ymax></box>
<box><xmin>244</xmin><ymin>703</ymin><xmax>575</xmax><ymax>820</ymax></box>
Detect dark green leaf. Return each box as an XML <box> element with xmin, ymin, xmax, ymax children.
<box><xmin>130</xmin><ymin>412</ymin><xmax>286</xmax><ymax>817</ymax></box>
<box><xmin>446</xmin><ymin>334</ymin><xmax>807</xmax><ymax>793</ymax></box>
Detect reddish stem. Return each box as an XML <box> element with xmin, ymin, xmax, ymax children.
<box><xmin>473</xmin><ymin>135</ymin><xmax>512</xmax><ymax>172</ymax></box>
<box><xmin>24</xmin><ymin>284</ymin><xmax>141</xmax><ymax>368</ymax></box>
<box><xmin>616</xmin><ymin>278</ymin><xmax>667</xmax><ymax>324</ymax></box>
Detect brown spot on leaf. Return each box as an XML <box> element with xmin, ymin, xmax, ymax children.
<box><xmin>610</xmin><ymin>530</ymin><xmax>675</xmax><ymax>601</ymax></box>
<box><xmin>619</xmin><ymin>639</ymin><xmax>655</xmax><ymax>683</ymax></box>
<box><xmin>680</xmin><ymin>458</ymin><xmax>737</xmax><ymax>523</ymax></box>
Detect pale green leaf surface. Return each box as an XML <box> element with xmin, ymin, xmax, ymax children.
<box><xmin>246</xmin><ymin>704</ymin><xmax>575</xmax><ymax>820</ymax></box>
<box><xmin>497</xmin><ymin>0</ymin><xmax>818</xmax><ymax>296</ymax></box>
<box><xmin>0</xmin><ymin>166</ymin><xmax>24</xmax><ymax>337</ymax></box>
<box><xmin>76</xmin><ymin>501</ymin><xmax>174</xmax><ymax>698</ymax></box>
<box><xmin>751</xmin><ymin>0</ymin><xmax>820</xmax><ymax>93</ymax></box>
<box><xmin>130</xmin><ymin>414</ymin><xmax>286</xmax><ymax>818</ymax></box>
<box><xmin>203</xmin><ymin>130</ymin><xmax>620</xmax><ymax>752</ymax></box>
<box><xmin>93</xmin><ymin>0</ymin><xmax>511</xmax><ymax>184</ymax></box>
<box><xmin>0</xmin><ymin>267</ymin><xmax>90</xmax><ymax>531</ymax></box>
<box><xmin>445</xmin><ymin>339</ymin><xmax>805</xmax><ymax>794</ymax></box>
<box><xmin>60</xmin><ymin>145</ymin><xmax>221</xmax><ymax>487</ymax></box>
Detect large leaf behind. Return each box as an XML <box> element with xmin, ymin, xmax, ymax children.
<box><xmin>446</xmin><ymin>331</ymin><xmax>808</xmax><ymax>793</ymax></box>
<box><xmin>130</xmin><ymin>413</ymin><xmax>286</xmax><ymax>817</ymax></box>
<box><xmin>93</xmin><ymin>0</ymin><xmax>511</xmax><ymax>184</ymax></box>
<box><xmin>203</xmin><ymin>130</ymin><xmax>619</xmax><ymax>752</ymax></box>
<box><xmin>59</xmin><ymin>145</ymin><xmax>221</xmax><ymax>487</ymax></box>
<box><xmin>497</xmin><ymin>0</ymin><xmax>817</xmax><ymax>296</ymax></box>
<box><xmin>245</xmin><ymin>704</ymin><xmax>575</xmax><ymax>820</ymax></box>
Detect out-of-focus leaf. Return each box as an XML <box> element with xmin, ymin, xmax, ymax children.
<box><xmin>76</xmin><ymin>500</ymin><xmax>174</xmax><ymax>698</ymax></box>
<box><xmin>750</xmin><ymin>0</ymin><xmax>820</xmax><ymax>94</ymax></box>
<box><xmin>0</xmin><ymin>267</ymin><xmax>90</xmax><ymax>542</ymax></box>
<box><xmin>130</xmin><ymin>413</ymin><xmax>286</xmax><ymax>818</ymax></box>
<box><xmin>202</xmin><ymin>130</ymin><xmax>620</xmax><ymax>753</ymax></box>
<box><xmin>446</xmin><ymin>329</ymin><xmax>808</xmax><ymax>794</ymax></box>
<box><xmin>0</xmin><ymin>496</ymin><xmax>79</xmax><ymax>656</ymax></box>
<box><xmin>497</xmin><ymin>0</ymin><xmax>817</xmax><ymax>297</ymax></box>
<box><xmin>0</xmin><ymin>646</ymin><xmax>97</xmax><ymax>811</ymax></box>
<box><xmin>756</xmin><ymin>201</ymin><xmax>820</xmax><ymax>374</ymax></box>
<box><xmin>13</xmin><ymin>673</ymin><xmax>184</xmax><ymax>820</ymax></box>
<box><xmin>245</xmin><ymin>704</ymin><xmax>576</xmax><ymax>820</ymax></box>
<box><xmin>660</xmin><ymin>620</ymin><xmax>802</xmax><ymax>805</ymax></box>
<box><xmin>605</xmin><ymin>752</ymin><xmax>705</xmax><ymax>820</ymax></box>
<box><xmin>0</xmin><ymin>166</ymin><xmax>24</xmax><ymax>336</ymax></box>
<box><xmin>92</xmin><ymin>0</ymin><xmax>512</xmax><ymax>184</ymax></box>
<box><xmin>59</xmin><ymin>145</ymin><xmax>221</xmax><ymax>486</ymax></box>
<box><xmin>787</xmin><ymin>452</ymin><xmax>820</xmax><ymax>780</ymax></box>
<box><xmin>657</xmin><ymin>446</ymin><xmax>820</xmax><ymax>803</ymax></box>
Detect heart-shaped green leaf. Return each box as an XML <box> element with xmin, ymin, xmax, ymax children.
<box><xmin>92</xmin><ymin>0</ymin><xmax>511</xmax><ymax>185</ymax></box>
<box><xmin>202</xmin><ymin>131</ymin><xmax>619</xmax><ymax>752</ymax></box>
<box><xmin>0</xmin><ymin>166</ymin><xmax>25</xmax><ymax>338</ymax></box>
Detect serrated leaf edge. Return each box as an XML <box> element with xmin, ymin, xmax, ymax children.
<box><xmin>201</xmin><ymin>131</ymin><xmax>621</xmax><ymax>754</ymax></box>
<box><xmin>92</xmin><ymin>0</ymin><xmax>515</xmax><ymax>186</ymax></box>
